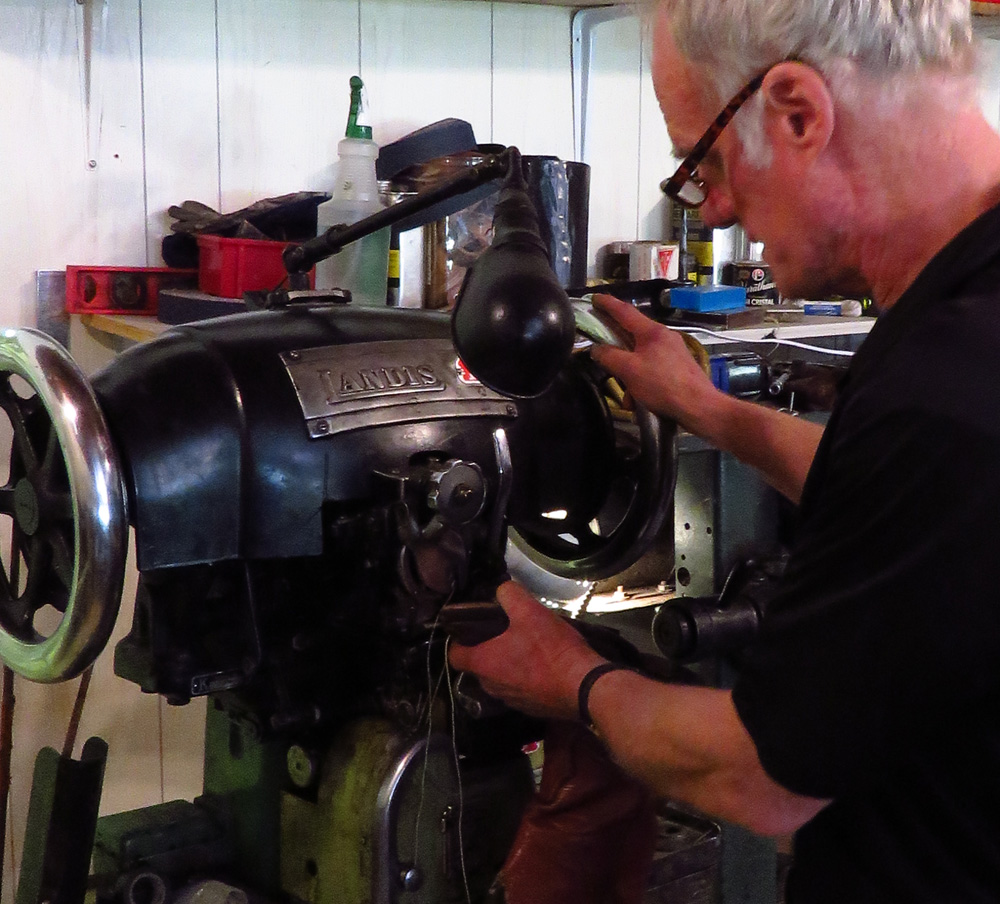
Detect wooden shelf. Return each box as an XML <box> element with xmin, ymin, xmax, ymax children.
<box><xmin>78</xmin><ymin>313</ymin><xmax>169</xmax><ymax>344</ymax></box>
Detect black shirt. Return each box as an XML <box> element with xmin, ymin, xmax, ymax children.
<box><xmin>732</xmin><ymin>201</ymin><xmax>1000</xmax><ymax>903</ymax></box>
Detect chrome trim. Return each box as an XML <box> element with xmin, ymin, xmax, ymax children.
<box><xmin>489</xmin><ymin>427</ymin><xmax>512</xmax><ymax>553</ymax></box>
<box><xmin>374</xmin><ymin>733</ymin><xmax>457</xmax><ymax>904</ymax></box>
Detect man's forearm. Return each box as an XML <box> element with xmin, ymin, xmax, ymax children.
<box><xmin>689</xmin><ymin>393</ymin><xmax>824</xmax><ymax>504</ymax></box>
<box><xmin>586</xmin><ymin>670</ymin><xmax>828</xmax><ymax>835</ymax></box>
<box><xmin>447</xmin><ymin>584</ymin><xmax>830</xmax><ymax>835</ymax></box>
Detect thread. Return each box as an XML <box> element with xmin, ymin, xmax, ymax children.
<box><xmin>412</xmin><ymin>617</ymin><xmax>447</xmax><ymax>865</ymax></box>
<box><xmin>411</xmin><ymin>621</ymin><xmax>472</xmax><ymax>903</ymax></box>
<box><xmin>443</xmin><ymin>641</ymin><xmax>472</xmax><ymax>904</ymax></box>
<box><xmin>62</xmin><ymin>666</ymin><xmax>93</xmax><ymax>760</ymax></box>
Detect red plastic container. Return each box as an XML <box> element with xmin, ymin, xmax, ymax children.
<box><xmin>196</xmin><ymin>235</ymin><xmax>312</xmax><ymax>298</ymax></box>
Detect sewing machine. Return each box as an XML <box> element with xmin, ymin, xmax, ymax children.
<box><xmin>0</xmin><ymin>148</ymin><xmax>860</xmax><ymax>904</ymax></box>
<box><xmin>0</xmin><ymin>295</ymin><xmax>868</xmax><ymax>904</ymax></box>
<box><xmin>0</xmin><ymin>290</ymin><xmax>680</xmax><ymax>904</ymax></box>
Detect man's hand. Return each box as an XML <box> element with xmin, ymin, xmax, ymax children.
<box><xmin>448</xmin><ymin>583</ymin><xmax>829</xmax><ymax>834</ymax></box>
<box><xmin>590</xmin><ymin>293</ymin><xmax>824</xmax><ymax>503</ymax></box>
<box><xmin>589</xmin><ymin>293</ymin><xmax>722</xmax><ymax>437</ymax></box>
<box><xmin>447</xmin><ymin>581</ymin><xmax>607</xmax><ymax>721</ymax></box>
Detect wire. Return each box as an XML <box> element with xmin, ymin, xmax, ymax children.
<box><xmin>0</xmin><ymin>665</ymin><xmax>13</xmax><ymax>903</ymax></box>
<box><xmin>412</xmin><ymin>629</ymin><xmax>472</xmax><ymax>904</ymax></box>
<box><xmin>413</xmin><ymin>619</ymin><xmax>447</xmax><ymax>866</ymax></box>
<box><xmin>62</xmin><ymin>666</ymin><xmax>93</xmax><ymax>760</ymax></box>
<box><xmin>443</xmin><ymin>641</ymin><xmax>473</xmax><ymax>904</ymax></box>
<box><xmin>667</xmin><ymin>324</ymin><xmax>857</xmax><ymax>358</ymax></box>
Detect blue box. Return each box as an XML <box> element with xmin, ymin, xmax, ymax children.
<box><xmin>668</xmin><ymin>285</ymin><xmax>747</xmax><ymax>312</ymax></box>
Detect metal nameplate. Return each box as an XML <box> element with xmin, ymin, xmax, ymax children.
<box><xmin>281</xmin><ymin>338</ymin><xmax>517</xmax><ymax>437</ymax></box>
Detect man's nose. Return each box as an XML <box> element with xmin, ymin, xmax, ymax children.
<box><xmin>699</xmin><ymin>186</ymin><xmax>737</xmax><ymax>230</ymax></box>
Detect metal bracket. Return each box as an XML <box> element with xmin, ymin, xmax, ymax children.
<box><xmin>75</xmin><ymin>0</ymin><xmax>110</xmax><ymax>170</ymax></box>
<box><xmin>571</xmin><ymin>5</ymin><xmax>636</xmax><ymax>161</ymax></box>
<box><xmin>16</xmin><ymin>737</ymin><xmax>108</xmax><ymax>904</ymax></box>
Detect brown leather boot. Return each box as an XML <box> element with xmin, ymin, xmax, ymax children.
<box><xmin>499</xmin><ymin>720</ymin><xmax>658</xmax><ymax>904</ymax></box>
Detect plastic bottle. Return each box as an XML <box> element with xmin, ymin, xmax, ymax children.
<box><xmin>314</xmin><ymin>76</ymin><xmax>390</xmax><ymax>305</ymax></box>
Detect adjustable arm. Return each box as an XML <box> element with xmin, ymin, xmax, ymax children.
<box><xmin>282</xmin><ymin>151</ymin><xmax>512</xmax><ymax>274</ymax></box>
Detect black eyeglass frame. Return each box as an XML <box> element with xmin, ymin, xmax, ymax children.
<box><xmin>660</xmin><ymin>69</ymin><xmax>769</xmax><ymax>209</ymax></box>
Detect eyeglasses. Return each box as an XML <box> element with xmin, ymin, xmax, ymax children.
<box><xmin>660</xmin><ymin>70</ymin><xmax>768</xmax><ymax>209</ymax></box>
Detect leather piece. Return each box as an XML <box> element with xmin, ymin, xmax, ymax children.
<box><xmin>499</xmin><ymin>720</ymin><xmax>658</xmax><ymax>904</ymax></box>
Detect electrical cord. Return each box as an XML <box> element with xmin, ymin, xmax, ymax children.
<box><xmin>667</xmin><ymin>324</ymin><xmax>857</xmax><ymax>358</ymax></box>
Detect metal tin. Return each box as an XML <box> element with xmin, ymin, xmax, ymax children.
<box><xmin>720</xmin><ymin>260</ymin><xmax>779</xmax><ymax>306</ymax></box>
<box><xmin>599</xmin><ymin>241</ymin><xmax>631</xmax><ymax>281</ymax></box>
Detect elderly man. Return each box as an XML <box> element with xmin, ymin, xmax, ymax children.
<box><xmin>450</xmin><ymin>0</ymin><xmax>1000</xmax><ymax>900</ymax></box>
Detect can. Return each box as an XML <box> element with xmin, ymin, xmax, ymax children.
<box><xmin>670</xmin><ymin>205</ymin><xmax>713</xmax><ymax>285</ymax></box>
<box><xmin>599</xmin><ymin>242</ymin><xmax>632</xmax><ymax>281</ymax></box>
<box><xmin>720</xmin><ymin>260</ymin><xmax>779</xmax><ymax>306</ymax></box>
<box><xmin>628</xmin><ymin>242</ymin><xmax>680</xmax><ymax>281</ymax></box>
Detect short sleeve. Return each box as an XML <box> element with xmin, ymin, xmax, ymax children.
<box><xmin>732</xmin><ymin>399</ymin><xmax>1000</xmax><ymax>799</ymax></box>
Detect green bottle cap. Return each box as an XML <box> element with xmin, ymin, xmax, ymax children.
<box><xmin>345</xmin><ymin>75</ymin><xmax>373</xmax><ymax>140</ymax></box>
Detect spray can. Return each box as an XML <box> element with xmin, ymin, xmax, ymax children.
<box><xmin>314</xmin><ymin>76</ymin><xmax>390</xmax><ymax>306</ymax></box>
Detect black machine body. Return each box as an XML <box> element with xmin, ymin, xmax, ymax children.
<box><xmin>89</xmin><ymin>305</ymin><xmax>636</xmax><ymax>720</ymax></box>
<box><xmin>0</xmin><ymin>299</ymin><xmax>676</xmax><ymax>904</ymax></box>
<box><xmin>0</xmin><ymin>143</ymin><xmax>684</xmax><ymax>904</ymax></box>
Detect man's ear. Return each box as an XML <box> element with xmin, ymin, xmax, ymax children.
<box><xmin>761</xmin><ymin>61</ymin><xmax>834</xmax><ymax>157</ymax></box>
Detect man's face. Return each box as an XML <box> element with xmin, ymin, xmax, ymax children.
<box><xmin>651</xmin><ymin>17</ymin><xmax>857</xmax><ymax>300</ymax></box>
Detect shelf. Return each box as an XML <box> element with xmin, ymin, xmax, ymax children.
<box><xmin>686</xmin><ymin>315</ymin><xmax>873</xmax><ymax>345</ymax></box>
<box><xmin>974</xmin><ymin>9</ymin><xmax>1000</xmax><ymax>39</ymax></box>
<box><xmin>78</xmin><ymin>313</ymin><xmax>169</xmax><ymax>344</ymax></box>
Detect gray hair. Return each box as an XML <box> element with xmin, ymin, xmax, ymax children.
<box><xmin>656</xmin><ymin>0</ymin><xmax>977</xmax><ymax>165</ymax></box>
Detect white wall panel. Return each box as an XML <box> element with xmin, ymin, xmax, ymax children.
<box><xmin>0</xmin><ymin>0</ymin><xmax>145</xmax><ymax>327</ymax></box>
<box><xmin>0</xmin><ymin>551</ymin><xmax>199</xmax><ymax>901</ymax></box>
<box><xmin>72</xmin><ymin>547</ymin><xmax>167</xmax><ymax>819</ymax></box>
<box><xmin>0</xmin><ymin>3</ymin><xmax>146</xmax><ymax>898</ymax></box>
<box><xmin>217</xmin><ymin>0</ymin><xmax>359</xmax><ymax>210</ymax></box>
<box><xmin>576</xmin><ymin>11</ymin><xmax>641</xmax><ymax>277</ymax></box>
<box><xmin>492</xmin><ymin>4</ymin><xmax>574</xmax><ymax>158</ymax></box>
<box><xmin>636</xmin><ymin>15</ymin><xmax>672</xmax><ymax>241</ymax></box>
<box><xmin>140</xmin><ymin>0</ymin><xmax>220</xmax><ymax>264</ymax></box>
<box><xmin>1</xmin><ymin>678</ymin><xmax>79</xmax><ymax>903</ymax></box>
<box><xmin>360</xmin><ymin>0</ymin><xmax>493</xmax><ymax>147</ymax></box>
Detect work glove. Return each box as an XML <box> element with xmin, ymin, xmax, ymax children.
<box><xmin>167</xmin><ymin>191</ymin><xmax>330</xmax><ymax>240</ymax></box>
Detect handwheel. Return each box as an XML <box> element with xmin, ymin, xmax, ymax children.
<box><xmin>0</xmin><ymin>330</ymin><xmax>127</xmax><ymax>682</ymax></box>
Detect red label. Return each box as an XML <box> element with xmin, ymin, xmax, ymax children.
<box><xmin>455</xmin><ymin>358</ymin><xmax>481</xmax><ymax>385</ymax></box>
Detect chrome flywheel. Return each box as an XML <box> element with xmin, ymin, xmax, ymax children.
<box><xmin>0</xmin><ymin>329</ymin><xmax>127</xmax><ymax>682</ymax></box>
